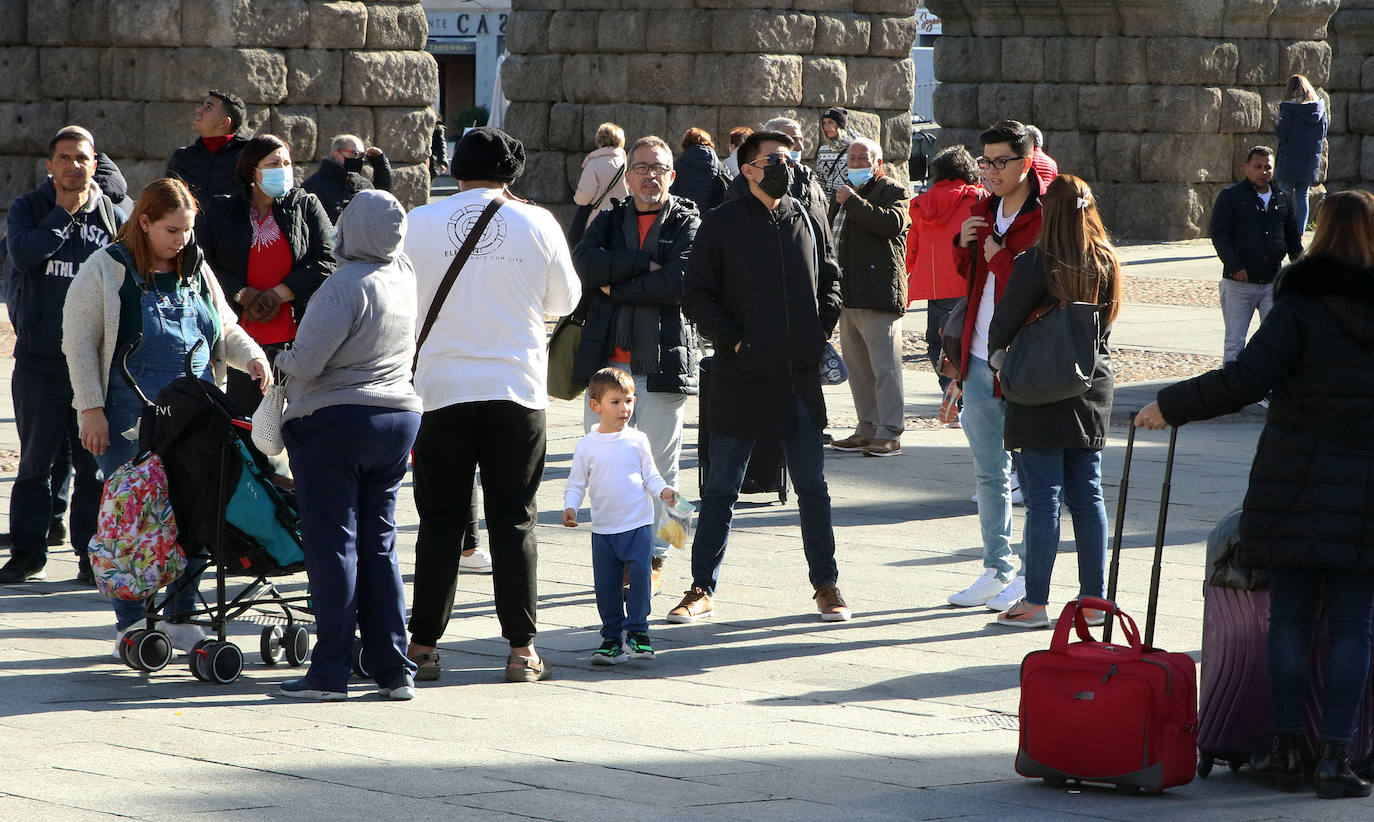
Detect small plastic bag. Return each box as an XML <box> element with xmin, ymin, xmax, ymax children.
<box><xmin>657</xmin><ymin>495</ymin><xmax>697</xmax><ymax>550</ymax></box>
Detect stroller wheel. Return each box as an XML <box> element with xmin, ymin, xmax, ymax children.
<box><xmin>189</xmin><ymin>638</ymin><xmax>214</xmax><ymax>681</ymax></box>
<box><xmin>351</xmin><ymin>637</ymin><xmax>369</xmax><ymax>679</ymax></box>
<box><xmin>122</xmin><ymin>629</ymin><xmax>148</xmax><ymax>670</ymax></box>
<box><xmin>260</xmin><ymin>626</ymin><xmax>286</xmax><ymax>666</ymax></box>
<box><xmin>283</xmin><ymin>625</ymin><xmax>310</xmax><ymax>667</ymax></box>
<box><xmin>206</xmin><ymin>642</ymin><xmax>244</xmax><ymax>684</ymax></box>
<box><xmin>134</xmin><ymin>630</ymin><xmax>173</xmax><ymax>672</ymax></box>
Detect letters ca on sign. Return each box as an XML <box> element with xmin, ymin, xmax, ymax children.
<box><xmin>425</xmin><ymin>12</ymin><xmax>508</xmax><ymax>36</ymax></box>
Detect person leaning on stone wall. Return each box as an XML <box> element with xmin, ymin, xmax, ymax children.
<box><xmin>573</xmin><ymin>122</ymin><xmax>631</xmax><ymax>230</ymax></box>
<box><xmin>166</xmin><ymin>90</ymin><xmax>250</xmax><ymax>203</ymax></box>
<box><xmin>302</xmin><ymin>134</ymin><xmax>394</xmax><ymax>224</ymax></box>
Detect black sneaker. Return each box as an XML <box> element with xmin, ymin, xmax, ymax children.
<box><xmin>590</xmin><ymin>637</ymin><xmax>627</xmax><ymax>665</ymax></box>
<box><xmin>625</xmin><ymin>632</ymin><xmax>655</xmax><ymax>660</ymax></box>
<box><xmin>47</xmin><ymin>520</ymin><xmax>66</xmax><ymax>546</ymax></box>
<box><xmin>0</xmin><ymin>559</ymin><xmax>47</xmax><ymax>583</ymax></box>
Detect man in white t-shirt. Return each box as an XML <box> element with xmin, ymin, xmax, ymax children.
<box><xmin>403</xmin><ymin>127</ymin><xmax>581</xmax><ymax>685</ymax></box>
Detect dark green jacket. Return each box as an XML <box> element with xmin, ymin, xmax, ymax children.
<box><xmin>836</xmin><ymin>174</ymin><xmax>909</xmax><ymax>315</ymax></box>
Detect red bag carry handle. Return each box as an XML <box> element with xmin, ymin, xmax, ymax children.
<box><xmin>1049</xmin><ymin>597</ymin><xmax>1143</xmax><ymax>658</ymax></box>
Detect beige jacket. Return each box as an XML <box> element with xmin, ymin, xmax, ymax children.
<box><xmin>573</xmin><ymin>146</ymin><xmax>629</xmax><ymax>227</ymax></box>
<box><xmin>63</xmin><ymin>245</ymin><xmax>266</xmax><ymax>414</ymax></box>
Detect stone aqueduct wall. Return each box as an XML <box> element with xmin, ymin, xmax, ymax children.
<box><xmin>498</xmin><ymin>0</ymin><xmax>923</xmax><ymax>218</ymax></box>
<box><xmin>924</xmin><ymin>0</ymin><xmax>1341</xmax><ymax>240</ymax></box>
<box><xmin>0</xmin><ymin>0</ymin><xmax>438</xmax><ymax>222</ymax></box>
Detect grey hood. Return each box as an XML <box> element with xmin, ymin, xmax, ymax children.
<box><xmin>334</xmin><ymin>189</ymin><xmax>406</xmax><ymax>265</ymax></box>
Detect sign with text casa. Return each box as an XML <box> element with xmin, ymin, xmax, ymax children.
<box><xmin>426</xmin><ymin>12</ymin><xmax>508</xmax><ymax>37</ymax></box>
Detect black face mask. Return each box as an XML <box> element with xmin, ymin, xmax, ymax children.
<box><xmin>342</xmin><ymin>156</ymin><xmax>364</xmax><ymax>174</ymax></box>
<box><xmin>758</xmin><ymin>162</ymin><xmax>792</xmax><ymax>200</ymax></box>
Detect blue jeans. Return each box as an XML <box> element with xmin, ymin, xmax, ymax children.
<box><xmin>592</xmin><ymin>525</ymin><xmax>652</xmax><ymax>639</ymax></box>
<box><xmin>1276</xmin><ymin>180</ymin><xmax>1310</xmax><ymax>234</ymax></box>
<box><xmin>1019</xmin><ymin>447</ymin><xmax>1108</xmax><ymax>607</ymax></box>
<box><xmin>960</xmin><ymin>358</ymin><xmax>1019</xmax><ymax>579</ymax></box>
<box><xmin>690</xmin><ymin>394</ymin><xmax>838</xmax><ymax>595</ymax></box>
<box><xmin>1269</xmin><ymin>569</ymin><xmax>1374</xmax><ymax>743</ymax></box>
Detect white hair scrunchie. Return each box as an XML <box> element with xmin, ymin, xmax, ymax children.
<box><xmin>1075</xmin><ymin>196</ymin><xmax>1090</xmax><ymax>210</ymax></box>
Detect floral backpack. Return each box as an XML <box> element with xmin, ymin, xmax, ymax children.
<box><xmin>89</xmin><ymin>453</ymin><xmax>187</xmax><ymax>601</ymax></box>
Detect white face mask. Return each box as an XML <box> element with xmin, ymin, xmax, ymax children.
<box><xmin>258</xmin><ymin>166</ymin><xmax>292</xmax><ymax>199</ymax></box>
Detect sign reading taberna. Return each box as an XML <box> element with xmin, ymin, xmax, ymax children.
<box><xmin>426</xmin><ymin>12</ymin><xmax>508</xmax><ymax>37</ymax></box>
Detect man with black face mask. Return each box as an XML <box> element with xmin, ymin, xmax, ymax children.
<box><xmin>302</xmin><ymin>134</ymin><xmax>394</xmax><ymax>223</ymax></box>
<box><xmin>670</xmin><ymin>131</ymin><xmax>851</xmax><ymax>626</ymax></box>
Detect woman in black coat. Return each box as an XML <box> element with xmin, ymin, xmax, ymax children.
<box><xmin>670</xmin><ymin>128</ymin><xmax>727</xmax><ymax>213</ymax></box>
<box><xmin>1137</xmin><ymin>190</ymin><xmax>1374</xmax><ymax>800</ymax></box>
<box><xmin>987</xmin><ymin>175</ymin><xmax>1121</xmax><ymax>631</ymax></box>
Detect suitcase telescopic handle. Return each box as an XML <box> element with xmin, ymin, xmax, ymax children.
<box><xmin>1102</xmin><ymin>418</ymin><xmax>1177</xmax><ymax>647</ymax></box>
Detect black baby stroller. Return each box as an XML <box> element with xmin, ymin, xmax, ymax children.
<box><xmin>113</xmin><ymin>338</ymin><xmax>314</xmax><ymax>684</ymax></box>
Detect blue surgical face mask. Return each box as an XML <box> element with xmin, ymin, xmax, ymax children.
<box><xmin>789</xmin><ymin>150</ymin><xmax>802</xmax><ymax>164</ymax></box>
<box><xmin>846</xmin><ymin>166</ymin><xmax>874</xmax><ymax>187</ymax></box>
<box><xmin>258</xmin><ymin>166</ymin><xmax>292</xmax><ymax>199</ymax></box>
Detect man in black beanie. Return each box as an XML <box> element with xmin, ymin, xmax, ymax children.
<box><xmin>401</xmin><ymin>127</ymin><xmax>581</xmax><ymax>685</ymax></box>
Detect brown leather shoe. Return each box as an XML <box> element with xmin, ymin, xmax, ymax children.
<box><xmin>651</xmin><ymin>556</ymin><xmax>664</xmax><ymax>595</ymax></box>
<box><xmin>814</xmin><ymin>584</ymin><xmax>852</xmax><ymax>621</ymax></box>
<box><xmin>666</xmin><ymin>587</ymin><xmax>713</xmax><ymax>623</ymax></box>
<box><xmin>830</xmin><ymin>434</ymin><xmax>871</xmax><ymax>452</ymax></box>
<box><xmin>862</xmin><ymin>439</ymin><xmax>901</xmax><ymax>457</ymax></box>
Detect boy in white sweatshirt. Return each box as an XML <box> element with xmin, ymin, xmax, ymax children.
<box><xmin>563</xmin><ymin>368</ymin><xmax>677</xmax><ymax>664</ymax></box>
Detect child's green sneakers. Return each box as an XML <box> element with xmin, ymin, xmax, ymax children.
<box><xmin>591</xmin><ymin>637</ymin><xmax>627</xmax><ymax>665</ymax></box>
<box><xmin>625</xmin><ymin>632</ymin><xmax>655</xmax><ymax>660</ymax></box>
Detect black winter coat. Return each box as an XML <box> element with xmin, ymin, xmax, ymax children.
<box><xmin>1210</xmin><ymin>180</ymin><xmax>1302</xmax><ymax>283</ymax></box>
<box><xmin>670</xmin><ymin>145</ymin><xmax>727</xmax><ymax>213</ymax></box>
<box><xmin>836</xmin><ymin>174</ymin><xmax>910</xmax><ymax>314</ymax></box>
<box><xmin>571</xmin><ymin>195</ymin><xmax>702</xmax><ymax>394</ymax></box>
<box><xmin>684</xmin><ymin>193</ymin><xmax>843</xmax><ymax>438</ymax></box>
<box><xmin>988</xmin><ymin>248</ymin><xmax>1115</xmax><ymax>451</ymax></box>
<box><xmin>1157</xmin><ymin>254</ymin><xmax>1374</xmax><ymax>572</ymax></box>
<box><xmin>197</xmin><ymin>188</ymin><xmax>335</xmax><ymax>323</ymax></box>
<box><xmin>166</xmin><ymin>135</ymin><xmax>249</xmax><ymax>202</ymax></box>
<box><xmin>301</xmin><ymin>154</ymin><xmax>394</xmax><ymax>223</ymax></box>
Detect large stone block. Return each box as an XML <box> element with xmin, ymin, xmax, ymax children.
<box><xmin>1347</xmin><ymin>92</ymin><xmax>1374</xmax><ymax>134</ymax></box>
<box><xmin>695</xmin><ymin>54</ymin><xmax>801</xmax><ymax>107</ymax></box>
<box><xmin>717</xmin><ymin>106</ymin><xmax>816</xmax><ymax>153</ymax></box>
<box><xmin>1120</xmin><ymin>0</ymin><xmax>1225</xmax><ymax>37</ymax></box>
<box><xmin>39</xmin><ymin>48</ymin><xmax>102</xmax><ymax>100</ymax></box>
<box><xmin>933</xmin><ymin>82</ymin><xmax>980</xmax><ymax>129</ymax></box>
<box><xmin>563</xmin><ymin>54</ymin><xmax>628</xmax><ymax>104</ymax></box>
<box><xmin>1326</xmin><ymin>133</ymin><xmax>1359</xmax><ymax>182</ymax></box>
<box><xmin>932</xmin><ymin>126</ymin><xmax>984</xmax><ymax>155</ymax></box>
<box><xmin>933</xmin><ymin>36</ymin><xmax>1004</xmax><ymax>84</ymax></box>
<box><xmin>115</xmin><ymin>160</ymin><xmax>165</xmax><ymax>204</ymax></box>
<box><xmin>548</xmin><ymin>103</ymin><xmax>584</xmax><ymax>152</ymax></box>
<box><xmin>502</xmin><ymin>54</ymin><xmax>565</xmax><ymax>103</ymax></box>
<box><xmin>502</xmin><ymin>102</ymin><xmax>550</xmax><ymax>148</ymax></box>
<box><xmin>871</xmin><ymin>16</ymin><xmax>919</xmax><ymax>57</ymax></box>
<box><xmin>242</xmin><ymin>104</ymin><xmax>272</xmax><ymax>137</ymax></box>
<box><xmin>1139</xmin><ymin>133</ymin><xmax>1232</xmax><ymax>183</ymax></box>
<box><xmin>667</xmin><ymin>106</ymin><xmax>722</xmax><ymax>150</ymax></box>
<box><xmin>1362</xmin><ymin>135</ymin><xmax>1374</xmax><ymax>182</ymax></box>
<box><xmin>1328</xmin><ymin>91</ymin><xmax>1347</xmax><ymax>135</ymax></box>
<box><xmin>67</xmin><ymin>101</ymin><xmax>145</xmax><ymax>158</ymax></box>
<box><xmin>506</xmin><ymin>11</ymin><xmax>550</xmax><ymax>55</ymax></box>
<box><xmin>1079</xmin><ymin>85</ymin><xmax>1138</xmax><ymax>132</ymax></box>
<box><xmin>287</xmin><ymin>49</ymin><xmax>343</xmax><ymax>106</ymax></box>
<box><xmin>712</xmin><ymin>11</ymin><xmax>816</xmax><ymax>54</ymax></box>
<box><xmin>802</xmin><ymin>57</ymin><xmax>846</xmax><ymax>108</ymax></box>
<box><xmin>626</xmin><ymin>54</ymin><xmax>696</xmax><ymax>105</ymax></box>
<box><xmin>517</xmin><ymin>150</ymin><xmax>572</xmax><ymax>203</ymax></box>
<box><xmin>342</xmin><ymin>51</ymin><xmax>437</xmax><ymax>107</ymax></box>
<box><xmin>100</xmin><ymin>48</ymin><xmax>169</xmax><ymax>102</ymax></box>
<box><xmin>1095</xmin><ymin>132</ymin><xmax>1140</xmax><ymax>182</ymax></box>
<box><xmin>0</xmin><ymin>156</ymin><xmax>37</xmax><ymax>211</ymax></box>
<box><xmin>1281</xmin><ymin>41</ymin><xmax>1332</xmax><ymax>87</ymax></box>
<box><xmin>853</xmin><ymin>0</ymin><xmax>919</xmax><ymax>12</ymax></box>
<box><xmin>0</xmin><ymin>0</ymin><xmax>27</xmax><ymax>46</ymax></box>
<box><xmin>879</xmin><ymin>109</ymin><xmax>911</xmax><ymax>162</ymax></box>
<box><xmin>1095</xmin><ymin>37</ymin><xmax>1147</xmax><ymax>84</ymax></box>
<box><xmin>315</xmin><ymin>106</ymin><xmax>374</xmax><ymax>157</ymax></box>
<box><xmin>309</xmin><ymin>1</ymin><xmax>368</xmax><ymax>50</ymax></box>
<box><xmin>965</xmin><ymin>0</ymin><xmax>1023</xmax><ymax>36</ymax></box>
<box><xmin>26</xmin><ymin>0</ymin><xmax>71</xmax><ymax>46</ymax></box>
<box><xmin>1268</xmin><ymin>0</ymin><xmax>1339</xmax><ymax>40</ymax></box>
<box><xmin>598</xmin><ymin>10</ymin><xmax>647</xmax><ymax>53</ymax></box>
<box><xmin>977</xmin><ymin>83</ymin><xmax>1034</xmax><ymax>127</ymax></box>
<box><xmin>269</xmin><ymin>106</ymin><xmax>319</xmax><ymax>163</ymax></box>
<box><xmin>1237</xmin><ymin>39</ymin><xmax>1282</xmax><ymax>85</ymax></box>
<box><xmin>847</xmin><ymin>57</ymin><xmax>913</xmax><ymax>110</ymax></box>
<box><xmin>181</xmin><ymin>0</ymin><xmax>243</xmax><ymax>47</ymax></box>
<box><xmin>1332</xmin><ymin>9</ymin><xmax>1374</xmax><ymax>56</ymax></box>
<box><xmin>234</xmin><ymin>0</ymin><xmax>310</xmax><ymax>47</ymax></box>
<box><xmin>548</xmin><ymin>11</ymin><xmax>598</xmax><ymax>54</ymax></box>
<box><xmin>1017</xmin><ymin>0</ymin><xmax>1070</xmax><ymax>36</ymax></box>
<box><xmin>1032</xmin><ymin>84</ymin><xmax>1078</xmax><ymax>130</ymax></box>
<box><xmin>1258</xmin><ymin>86</ymin><xmax>1286</xmax><ymax>131</ymax></box>
<box><xmin>1042</xmin><ymin>37</ymin><xmax>1096</xmax><ymax>84</ymax></box>
<box><xmin>1002</xmin><ymin>38</ymin><xmax>1044</xmax><ymax>82</ymax></box>
<box><xmin>165</xmin><ymin>48</ymin><xmax>289</xmax><ymax>104</ymax></box>
<box><xmin>1041</xmin><ymin>130</ymin><xmax>1096</xmax><ymax>180</ymax></box>
<box><xmin>366</xmin><ymin>3</ymin><xmax>428</xmax><ymax>50</ymax></box>
<box><xmin>1146</xmin><ymin>39</ymin><xmax>1238</xmax><ymax>86</ymax></box>
<box><xmin>107</xmin><ymin>0</ymin><xmax>181</xmax><ymax>46</ymax></box>
<box><xmin>1060</xmin><ymin>0</ymin><xmax>1124</xmax><ymax>36</ymax></box>
<box><xmin>374</xmin><ymin>106</ymin><xmax>437</xmax><ymax>164</ymax></box>
<box><xmin>143</xmin><ymin>102</ymin><xmax>192</xmax><ymax>159</ymax></box>
<box><xmin>794</xmin><ymin>0</ymin><xmax>854</xmax><ymax>10</ymax></box>
<box><xmin>1329</xmin><ymin>55</ymin><xmax>1362</xmax><ymax>92</ymax></box>
<box><xmin>644</xmin><ymin>10</ymin><xmax>712</xmax><ymax>53</ymax></box>
<box><xmin>1224</xmin><ymin>0</ymin><xmax>1278</xmax><ymax>39</ymax></box>
<box><xmin>814</xmin><ymin>13</ymin><xmax>871</xmax><ymax>55</ymax></box>
<box><xmin>1221</xmin><ymin>88</ymin><xmax>1263</xmax><ymax>133</ymax></box>
<box><xmin>0</xmin><ymin>102</ymin><xmax>68</xmax><ymax>155</ymax></box>
<box><xmin>1098</xmin><ymin>182</ymin><xmax>1207</xmax><ymax>239</ymax></box>
<box><xmin>583</xmin><ymin>104</ymin><xmax>668</xmax><ymax>151</ymax></box>
<box><xmin>1129</xmin><ymin>85</ymin><xmax>1222</xmax><ymax>133</ymax></box>
<box><xmin>0</xmin><ymin>48</ymin><xmax>38</xmax><ymax>102</ymax></box>
<box><xmin>387</xmin><ymin>163</ymin><xmax>430</xmax><ymax>213</ymax></box>
<box><xmin>845</xmin><ymin>109</ymin><xmax>883</xmax><ymax>142</ymax></box>
<box><xmin>69</xmin><ymin>0</ymin><xmax>111</xmax><ymax>47</ymax></box>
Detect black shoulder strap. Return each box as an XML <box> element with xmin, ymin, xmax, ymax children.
<box><xmin>413</xmin><ymin>196</ymin><xmax>505</xmax><ymax>373</ymax></box>
<box><xmin>591</xmin><ymin>164</ymin><xmax>625</xmax><ymax>211</ymax></box>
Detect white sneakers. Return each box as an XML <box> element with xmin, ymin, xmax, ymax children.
<box><xmin>459</xmin><ymin>547</ymin><xmax>493</xmax><ymax>574</ymax></box>
<box><xmin>986</xmin><ymin>575</ymin><xmax>1025</xmax><ymax>612</ymax></box>
<box><xmin>162</xmin><ymin>621</ymin><xmax>207</xmax><ymax>652</ymax></box>
<box><xmin>948</xmin><ymin>568</ymin><xmax>1009</xmax><ymax>607</ymax></box>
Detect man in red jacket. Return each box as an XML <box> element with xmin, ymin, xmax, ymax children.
<box><xmin>946</xmin><ymin>121</ymin><xmax>1043</xmax><ymax>613</ymax></box>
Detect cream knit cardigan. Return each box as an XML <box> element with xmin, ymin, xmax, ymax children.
<box><xmin>63</xmin><ymin>246</ymin><xmax>266</xmax><ymax>414</ymax></box>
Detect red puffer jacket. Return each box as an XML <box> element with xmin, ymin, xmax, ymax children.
<box><xmin>905</xmin><ymin>180</ymin><xmax>984</xmax><ymax>304</ymax></box>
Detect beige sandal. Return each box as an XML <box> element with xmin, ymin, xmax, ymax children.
<box><xmin>408</xmin><ymin>651</ymin><xmax>440</xmax><ymax>682</ymax></box>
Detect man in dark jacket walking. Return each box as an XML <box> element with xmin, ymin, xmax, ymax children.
<box><xmin>166</xmin><ymin>90</ymin><xmax>249</xmax><ymax>201</ymax></box>
<box><xmin>669</xmin><ymin>130</ymin><xmax>851</xmax><ymax>625</ymax></box>
<box><xmin>2</xmin><ymin>128</ymin><xmax>121</xmax><ymax>584</ymax></box>
<box><xmin>573</xmin><ymin>135</ymin><xmax>701</xmax><ymax>593</ymax></box>
<box><xmin>302</xmin><ymin>134</ymin><xmax>394</xmax><ymax>223</ymax></box>
<box><xmin>828</xmin><ymin>137</ymin><xmax>910</xmax><ymax>458</ymax></box>
<box><xmin>1211</xmin><ymin>146</ymin><xmax>1303</xmax><ymax>363</ymax></box>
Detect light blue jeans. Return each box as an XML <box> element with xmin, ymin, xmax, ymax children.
<box><xmin>960</xmin><ymin>357</ymin><xmax>1020</xmax><ymax>580</ymax></box>
<box><xmin>1219</xmin><ymin>279</ymin><xmax>1274</xmax><ymax>363</ymax></box>
<box><xmin>1019</xmin><ymin>447</ymin><xmax>1108</xmax><ymax>608</ymax></box>
<box><xmin>1276</xmin><ymin>180</ymin><xmax>1310</xmax><ymax>234</ymax></box>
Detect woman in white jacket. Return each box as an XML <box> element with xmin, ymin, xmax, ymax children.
<box><xmin>573</xmin><ymin>122</ymin><xmax>630</xmax><ymax>228</ymax></box>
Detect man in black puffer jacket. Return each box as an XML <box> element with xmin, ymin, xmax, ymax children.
<box><xmin>572</xmin><ymin>135</ymin><xmax>700</xmax><ymax>591</ymax></box>
<box><xmin>302</xmin><ymin>134</ymin><xmax>394</xmax><ymax>223</ymax></box>
<box><xmin>166</xmin><ymin>90</ymin><xmax>249</xmax><ymax>202</ymax></box>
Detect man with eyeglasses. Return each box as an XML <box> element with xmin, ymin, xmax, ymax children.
<box><xmin>670</xmin><ymin>130</ymin><xmax>851</xmax><ymax>625</ymax></box>
<box><xmin>571</xmin><ymin>135</ymin><xmax>702</xmax><ymax>594</ymax></box>
<box><xmin>945</xmin><ymin>120</ymin><xmax>1043</xmax><ymax>614</ymax></box>
<box><xmin>302</xmin><ymin>134</ymin><xmax>393</xmax><ymax>223</ymax></box>
<box><xmin>727</xmin><ymin>117</ymin><xmax>830</xmax><ymax>232</ymax></box>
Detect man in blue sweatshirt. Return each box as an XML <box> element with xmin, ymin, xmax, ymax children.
<box><xmin>2</xmin><ymin>127</ymin><xmax>122</xmax><ymax>584</ymax></box>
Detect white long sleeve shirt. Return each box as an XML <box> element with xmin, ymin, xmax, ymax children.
<box><xmin>403</xmin><ymin>186</ymin><xmax>581</xmax><ymax>411</ymax></box>
<box><xmin>563</xmin><ymin>426</ymin><xmax>669</xmax><ymax>535</ymax></box>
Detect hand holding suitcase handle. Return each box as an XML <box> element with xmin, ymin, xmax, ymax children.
<box><xmin>1052</xmin><ymin>598</ymin><xmax>1143</xmax><ymax>657</ymax></box>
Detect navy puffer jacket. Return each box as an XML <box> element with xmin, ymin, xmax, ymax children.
<box><xmin>1275</xmin><ymin>100</ymin><xmax>1328</xmax><ymax>185</ymax></box>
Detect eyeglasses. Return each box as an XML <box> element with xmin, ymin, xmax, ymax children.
<box><xmin>976</xmin><ymin>155</ymin><xmax>1025</xmax><ymax>170</ymax></box>
<box><xmin>747</xmin><ymin>154</ymin><xmax>790</xmax><ymax>169</ymax></box>
<box><xmin>629</xmin><ymin>163</ymin><xmax>672</xmax><ymax>177</ymax></box>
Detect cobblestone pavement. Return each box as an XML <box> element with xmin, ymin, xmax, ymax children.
<box><xmin>2</xmin><ymin>239</ymin><xmax>1364</xmax><ymax>821</ymax></box>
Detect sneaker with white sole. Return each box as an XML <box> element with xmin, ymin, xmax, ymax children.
<box><xmin>459</xmin><ymin>547</ymin><xmax>493</xmax><ymax>574</ymax></box>
<box><xmin>995</xmin><ymin>600</ymin><xmax>1049</xmax><ymax>629</ymax></box>
<box><xmin>985</xmin><ymin>575</ymin><xmax>1025</xmax><ymax>612</ymax></box>
<box><xmin>948</xmin><ymin>568</ymin><xmax>1008</xmax><ymax>607</ymax></box>
<box><xmin>279</xmin><ymin>678</ymin><xmax>347</xmax><ymax>701</ymax></box>
<box><xmin>162</xmin><ymin>621</ymin><xmax>207</xmax><ymax>653</ymax></box>
<box><xmin>377</xmin><ymin>673</ymin><xmax>416</xmax><ymax>700</ymax></box>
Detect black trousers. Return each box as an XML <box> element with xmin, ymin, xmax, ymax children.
<box><xmin>409</xmin><ymin>400</ymin><xmax>545</xmax><ymax>648</ymax></box>
<box><xmin>225</xmin><ymin>343</ymin><xmax>286</xmax><ymax>417</ymax></box>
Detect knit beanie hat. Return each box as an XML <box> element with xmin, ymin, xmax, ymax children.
<box><xmin>822</xmin><ymin>107</ymin><xmax>848</xmax><ymax>130</ymax></box>
<box><xmin>451</xmin><ymin>127</ymin><xmax>525</xmax><ymax>183</ymax></box>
